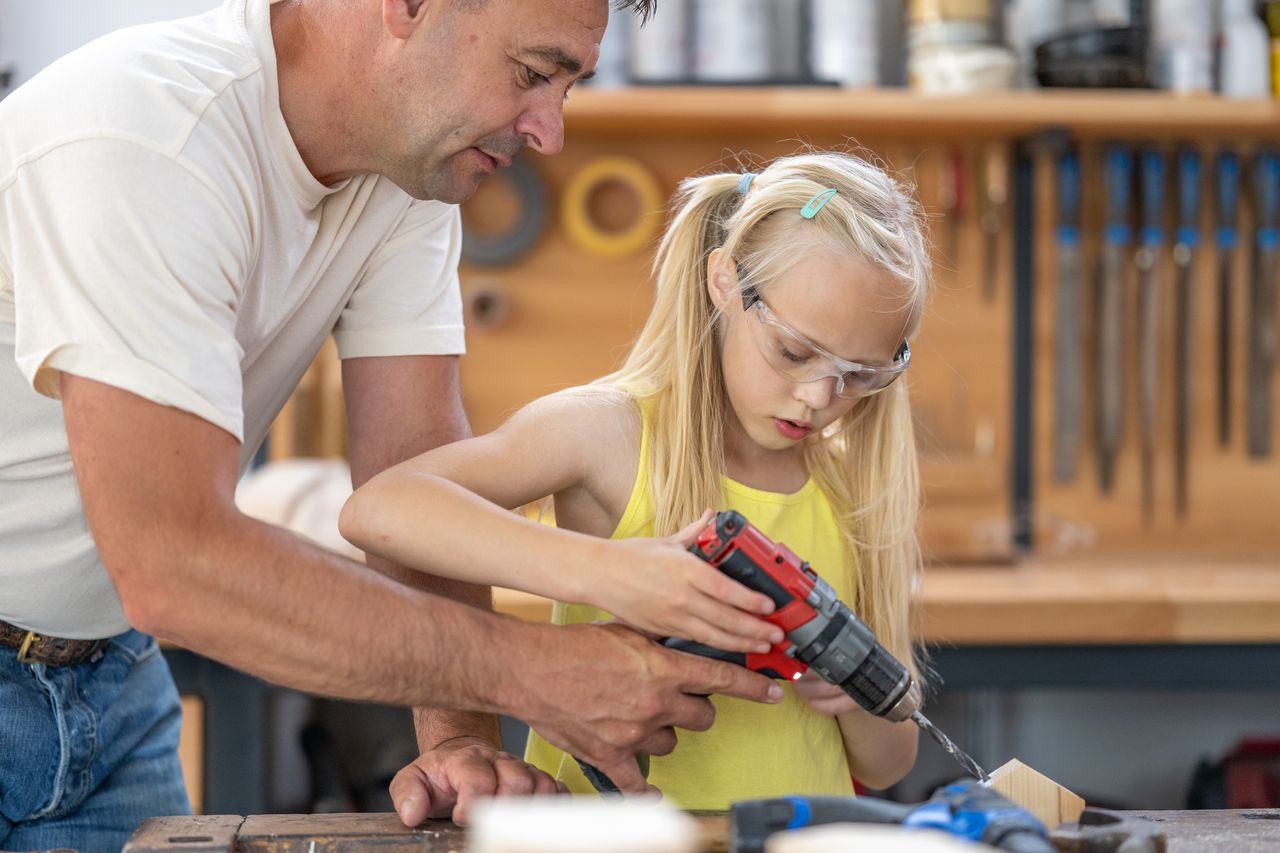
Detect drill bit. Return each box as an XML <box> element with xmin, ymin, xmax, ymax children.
<box><xmin>912</xmin><ymin>711</ymin><xmax>989</xmax><ymax>783</ymax></box>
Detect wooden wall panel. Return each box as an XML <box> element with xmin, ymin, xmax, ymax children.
<box><xmin>457</xmin><ymin>134</ymin><xmax>1013</xmax><ymax>565</ymax></box>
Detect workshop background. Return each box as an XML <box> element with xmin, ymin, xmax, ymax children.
<box><xmin>5</xmin><ymin>0</ymin><xmax>1280</xmax><ymax>820</ymax></box>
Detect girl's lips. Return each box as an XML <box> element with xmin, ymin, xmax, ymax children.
<box><xmin>773</xmin><ymin>417</ymin><xmax>813</xmax><ymax>440</ymax></box>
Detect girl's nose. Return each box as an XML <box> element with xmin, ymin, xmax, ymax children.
<box><xmin>793</xmin><ymin>375</ymin><xmax>836</xmax><ymax>411</ymax></box>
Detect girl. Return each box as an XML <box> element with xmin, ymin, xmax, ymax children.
<box><xmin>340</xmin><ymin>150</ymin><xmax>930</xmax><ymax>809</ymax></box>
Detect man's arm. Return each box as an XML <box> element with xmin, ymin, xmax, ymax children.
<box><xmin>61</xmin><ymin>371</ymin><xmax>507</xmax><ymax>705</ymax></box>
<box><xmin>343</xmin><ymin>354</ymin><xmax>554</xmax><ymax>822</ymax></box>
<box><xmin>341</xmin><ymin>354</ymin><xmax>499</xmax><ymax>752</ymax></box>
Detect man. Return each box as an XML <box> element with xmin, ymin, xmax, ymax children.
<box><xmin>0</xmin><ymin>1</ymin><xmax>782</xmax><ymax>850</ymax></box>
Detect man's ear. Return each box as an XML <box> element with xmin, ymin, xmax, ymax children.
<box><xmin>383</xmin><ymin>0</ymin><xmax>430</xmax><ymax>40</ymax></box>
<box><xmin>706</xmin><ymin>248</ymin><xmax>739</xmax><ymax>311</ymax></box>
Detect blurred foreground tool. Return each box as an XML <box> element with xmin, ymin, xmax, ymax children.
<box><xmin>729</xmin><ymin>780</ymin><xmax>1054</xmax><ymax>853</ymax></box>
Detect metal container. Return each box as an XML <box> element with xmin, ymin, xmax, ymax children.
<box><xmin>1151</xmin><ymin>0</ymin><xmax>1214</xmax><ymax>93</ymax></box>
<box><xmin>810</xmin><ymin>0</ymin><xmax>880</xmax><ymax>87</ymax></box>
<box><xmin>692</xmin><ymin>0</ymin><xmax>773</xmax><ymax>82</ymax></box>
<box><xmin>630</xmin><ymin>0</ymin><xmax>690</xmax><ymax>83</ymax></box>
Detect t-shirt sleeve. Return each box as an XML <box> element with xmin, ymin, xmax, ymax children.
<box><xmin>332</xmin><ymin>198</ymin><xmax>465</xmax><ymax>359</ymax></box>
<box><xmin>5</xmin><ymin>138</ymin><xmax>250</xmax><ymax>441</ymax></box>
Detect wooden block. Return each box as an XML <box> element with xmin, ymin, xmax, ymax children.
<box><xmin>986</xmin><ymin>758</ymin><xmax>1086</xmax><ymax>829</ymax></box>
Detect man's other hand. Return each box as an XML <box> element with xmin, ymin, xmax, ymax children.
<box><xmin>389</xmin><ymin>736</ymin><xmax>565</xmax><ymax>826</ymax></box>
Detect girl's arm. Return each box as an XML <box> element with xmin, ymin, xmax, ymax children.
<box><xmin>793</xmin><ymin>671</ymin><xmax>920</xmax><ymax>789</ymax></box>
<box><xmin>339</xmin><ymin>387</ymin><xmax>782</xmax><ymax>653</ymax></box>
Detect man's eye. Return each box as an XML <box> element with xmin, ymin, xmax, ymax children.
<box><xmin>521</xmin><ymin>65</ymin><xmax>553</xmax><ymax>86</ymax></box>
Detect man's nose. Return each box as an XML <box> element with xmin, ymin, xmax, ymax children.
<box><xmin>516</xmin><ymin>96</ymin><xmax>565</xmax><ymax>156</ymax></box>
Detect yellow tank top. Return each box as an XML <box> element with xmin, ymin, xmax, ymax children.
<box><xmin>523</xmin><ymin>398</ymin><xmax>858</xmax><ymax>810</ymax></box>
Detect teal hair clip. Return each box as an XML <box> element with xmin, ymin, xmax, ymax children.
<box><xmin>800</xmin><ymin>187</ymin><xmax>838</xmax><ymax>219</ymax></box>
<box><xmin>738</xmin><ymin>172</ymin><xmax>757</xmax><ymax>194</ymax></box>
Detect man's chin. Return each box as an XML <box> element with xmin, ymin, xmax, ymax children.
<box><xmin>397</xmin><ymin>171</ymin><xmax>484</xmax><ymax>204</ymax></box>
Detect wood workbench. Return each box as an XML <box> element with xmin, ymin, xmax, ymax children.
<box><xmin>124</xmin><ymin>808</ymin><xmax>1280</xmax><ymax>852</ymax></box>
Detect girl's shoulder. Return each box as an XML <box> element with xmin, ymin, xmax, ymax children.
<box><xmin>517</xmin><ymin>383</ymin><xmax>643</xmax><ymax>466</ymax></box>
<box><xmin>522</xmin><ymin>384</ymin><xmax>645</xmax><ymax>533</ymax></box>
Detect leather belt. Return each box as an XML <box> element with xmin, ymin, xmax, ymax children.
<box><xmin>0</xmin><ymin>620</ymin><xmax>106</xmax><ymax>667</ymax></box>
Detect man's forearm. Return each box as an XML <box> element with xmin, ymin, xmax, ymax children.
<box><xmin>364</xmin><ymin>552</ymin><xmax>506</xmax><ymax>751</ymax></box>
<box><xmin>135</xmin><ymin>510</ymin><xmax>525</xmax><ymax>713</ymax></box>
<box><xmin>341</xmin><ymin>353</ymin><xmax>503</xmax><ymax>748</ymax></box>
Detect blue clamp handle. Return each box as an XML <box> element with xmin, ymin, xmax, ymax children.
<box><xmin>1176</xmin><ymin>150</ymin><xmax>1201</xmax><ymax>248</ymax></box>
<box><xmin>1218</xmin><ymin>151</ymin><xmax>1240</xmax><ymax>250</ymax></box>
<box><xmin>1256</xmin><ymin>150</ymin><xmax>1280</xmax><ymax>250</ymax></box>
<box><xmin>1140</xmin><ymin>149</ymin><xmax>1164</xmax><ymax>248</ymax></box>
<box><xmin>1057</xmin><ymin>149</ymin><xmax>1081</xmax><ymax>247</ymax></box>
<box><xmin>1104</xmin><ymin>145</ymin><xmax>1132</xmax><ymax>247</ymax></box>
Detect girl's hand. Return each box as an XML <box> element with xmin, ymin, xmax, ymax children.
<box><xmin>594</xmin><ymin>510</ymin><xmax>785</xmax><ymax>653</ymax></box>
<box><xmin>792</xmin><ymin>669</ymin><xmax>860</xmax><ymax>716</ymax></box>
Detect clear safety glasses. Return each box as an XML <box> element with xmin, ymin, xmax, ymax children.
<box><xmin>744</xmin><ymin>296</ymin><xmax>910</xmax><ymax>399</ymax></box>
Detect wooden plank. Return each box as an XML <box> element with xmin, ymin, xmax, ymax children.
<box><xmin>986</xmin><ymin>759</ymin><xmax>1086</xmax><ymax>829</ymax></box>
<box><xmin>123</xmin><ymin>815</ymin><xmax>243</xmax><ymax>853</ymax></box>
<box><xmin>125</xmin><ymin>810</ymin><xmax>1280</xmax><ymax>852</ymax></box>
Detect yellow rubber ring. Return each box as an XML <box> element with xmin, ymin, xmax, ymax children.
<box><xmin>560</xmin><ymin>157</ymin><xmax>665</xmax><ymax>258</ymax></box>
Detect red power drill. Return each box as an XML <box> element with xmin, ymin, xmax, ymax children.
<box><xmin>579</xmin><ymin>510</ymin><xmax>986</xmax><ymax>793</ymax></box>
<box><xmin>668</xmin><ymin>510</ymin><xmax>921</xmax><ymax>719</ymax></box>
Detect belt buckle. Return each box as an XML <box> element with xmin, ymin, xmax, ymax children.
<box><xmin>16</xmin><ymin>630</ymin><xmax>42</xmax><ymax>664</ymax></box>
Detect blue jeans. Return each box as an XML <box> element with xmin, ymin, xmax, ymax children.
<box><xmin>0</xmin><ymin>629</ymin><xmax>191</xmax><ymax>852</ymax></box>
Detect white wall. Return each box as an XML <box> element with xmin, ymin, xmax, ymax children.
<box><xmin>0</xmin><ymin>0</ymin><xmax>218</xmax><ymax>90</ymax></box>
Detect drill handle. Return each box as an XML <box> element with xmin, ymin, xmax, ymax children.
<box><xmin>661</xmin><ymin>637</ymin><xmax>806</xmax><ymax>682</ymax></box>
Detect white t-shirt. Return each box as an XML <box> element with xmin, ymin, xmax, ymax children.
<box><xmin>0</xmin><ymin>0</ymin><xmax>465</xmax><ymax>639</ymax></box>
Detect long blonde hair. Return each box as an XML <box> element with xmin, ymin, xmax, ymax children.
<box><xmin>602</xmin><ymin>151</ymin><xmax>932</xmax><ymax>671</ymax></box>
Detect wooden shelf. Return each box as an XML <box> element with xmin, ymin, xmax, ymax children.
<box><xmin>566</xmin><ymin>87</ymin><xmax>1280</xmax><ymax>139</ymax></box>
<box><xmin>494</xmin><ymin>555</ymin><xmax>1280</xmax><ymax>646</ymax></box>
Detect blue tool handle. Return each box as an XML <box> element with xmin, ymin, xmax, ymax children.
<box><xmin>1057</xmin><ymin>149</ymin><xmax>1080</xmax><ymax>245</ymax></box>
<box><xmin>1140</xmin><ymin>149</ymin><xmax>1164</xmax><ymax>248</ymax></box>
<box><xmin>1104</xmin><ymin>146</ymin><xmax>1132</xmax><ymax>245</ymax></box>
<box><xmin>1256</xmin><ymin>151</ymin><xmax>1280</xmax><ymax>247</ymax></box>
<box><xmin>1176</xmin><ymin>150</ymin><xmax>1201</xmax><ymax>247</ymax></box>
<box><xmin>1218</xmin><ymin>151</ymin><xmax>1240</xmax><ymax>249</ymax></box>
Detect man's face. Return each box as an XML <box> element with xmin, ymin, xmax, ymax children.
<box><xmin>386</xmin><ymin>0</ymin><xmax>608</xmax><ymax>202</ymax></box>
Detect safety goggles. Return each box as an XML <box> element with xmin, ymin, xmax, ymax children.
<box><xmin>743</xmin><ymin>294</ymin><xmax>910</xmax><ymax>399</ymax></box>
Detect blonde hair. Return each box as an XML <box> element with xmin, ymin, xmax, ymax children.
<box><xmin>602</xmin><ymin>151</ymin><xmax>931</xmax><ymax>673</ymax></box>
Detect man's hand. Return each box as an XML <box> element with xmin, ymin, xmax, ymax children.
<box><xmin>389</xmin><ymin>736</ymin><xmax>565</xmax><ymax>827</ymax></box>
<box><xmin>514</xmin><ymin>621</ymin><xmax>784</xmax><ymax>795</ymax></box>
